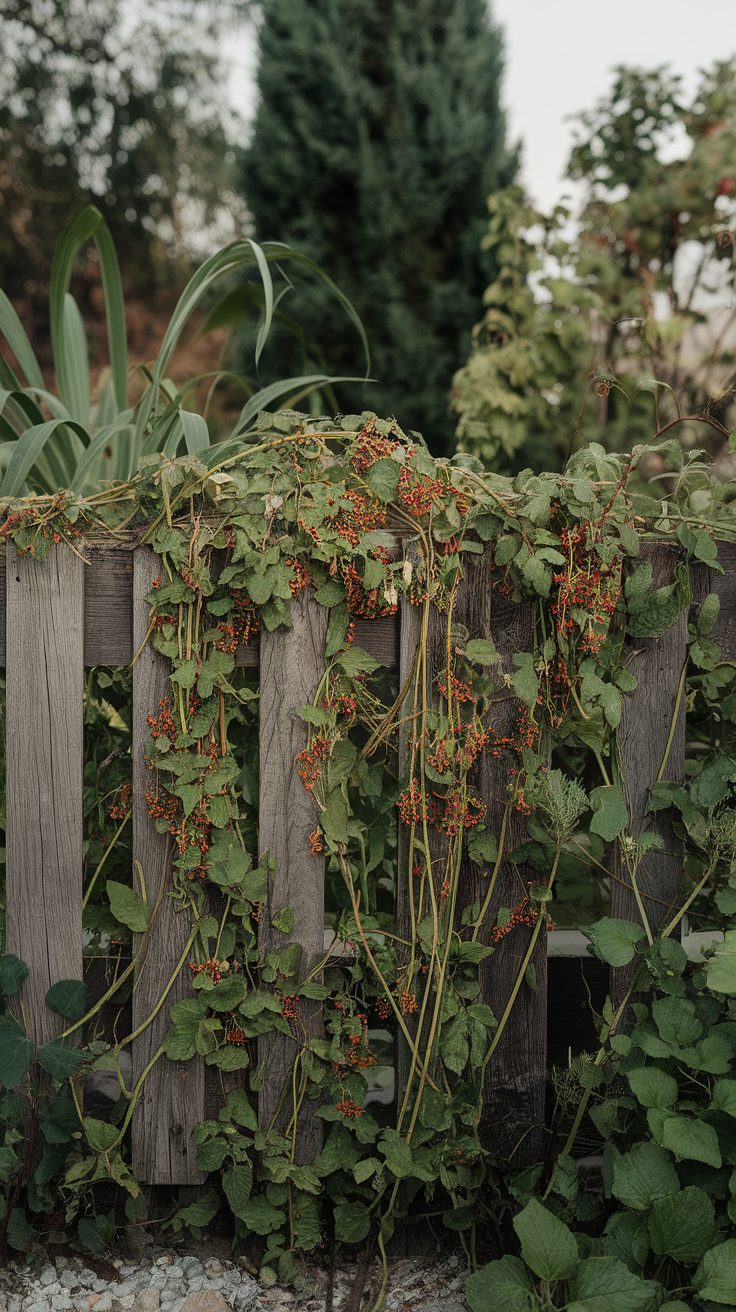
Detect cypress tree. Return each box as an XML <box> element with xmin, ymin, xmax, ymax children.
<box><xmin>241</xmin><ymin>0</ymin><xmax>515</xmax><ymax>454</ymax></box>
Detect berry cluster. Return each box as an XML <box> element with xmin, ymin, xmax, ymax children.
<box><xmin>336</xmin><ymin>1094</ymin><xmax>364</xmax><ymax>1119</ymax></box>
<box><xmin>350</xmin><ymin>425</ymin><xmax>400</xmax><ymax>473</ymax></box>
<box><xmin>437</xmin><ymin>674</ymin><xmax>476</xmax><ymax>705</ymax></box>
<box><xmin>279</xmin><ymin>993</ymin><xmax>301</xmax><ymax>1022</ymax></box>
<box><xmin>216</xmin><ymin>592</ymin><xmax>259</xmax><ymax>653</ymax></box>
<box><xmin>430</xmin><ymin>787</ymin><xmax>486</xmax><ymax>838</ymax></box>
<box><xmin>397</xmin><ymin>779</ymin><xmax>425</xmax><ymax>826</ymax></box>
<box><xmin>296</xmin><ymin>736</ymin><xmax>330</xmax><ymax>791</ymax></box>
<box><xmin>146</xmin><ymin>696</ymin><xmax>178</xmax><ymax>745</ymax></box>
<box><xmin>106</xmin><ymin>783</ymin><xmax>131</xmax><ymax>821</ymax></box>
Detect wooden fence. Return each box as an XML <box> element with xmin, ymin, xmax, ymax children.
<box><xmin>2</xmin><ymin>536</ymin><xmax>735</xmax><ymax>1184</ymax></box>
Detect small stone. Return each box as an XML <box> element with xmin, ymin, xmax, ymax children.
<box><xmin>51</xmin><ymin>1296</ymin><xmax>74</xmax><ymax>1311</ymax></box>
<box><xmin>95</xmin><ymin>1296</ymin><xmax>113</xmax><ymax>1312</ymax></box>
<box><xmin>61</xmin><ymin>1272</ymin><xmax>80</xmax><ymax>1290</ymax></box>
<box><xmin>155</xmin><ymin>1258</ymin><xmax>172</xmax><ymax>1268</ymax></box>
<box><xmin>41</xmin><ymin>1271</ymin><xmax>59</xmax><ymax>1287</ymax></box>
<box><xmin>166</xmin><ymin>1269</ymin><xmax>183</xmax><ymax>1281</ymax></box>
<box><xmin>132</xmin><ymin>1293</ymin><xmax>160</xmax><ymax>1312</ymax></box>
<box><xmin>178</xmin><ymin>1295</ymin><xmax>232</xmax><ymax>1312</ymax></box>
<box><xmin>202</xmin><ymin>1263</ymin><xmax>222</xmax><ymax>1279</ymax></box>
<box><xmin>86</xmin><ymin>1297</ymin><xmax>101</xmax><ymax>1310</ymax></box>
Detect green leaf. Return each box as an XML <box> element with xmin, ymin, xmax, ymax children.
<box><xmin>106</xmin><ymin>880</ymin><xmax>150</xmax><ymax>933</ymax></box>
<box><xmin>336</xmin><ymin>646</ymin><xmax>380</xmax><ymax>676</ymax></box>
<box><xmin>511</xmin><ymin>652</ymin><xmax>539</xmax><ymax>709</ymax></box>
<box><xmin>45</xmin><ymin>979</ymin><xmax>86</xmax><ymax>1021</ymax></box>
<box><xmin>222</xmin><ymin>1089</ymin><xmax>258</xmax><ymax>1133</ymax></box>
<box><xmin>465</xmin><ymin>1256</ymin><xmax>539</xmax><ymax>1312</ymax></box>
<box><xmin>660</xmin><ymin>1116</ymin><xmax>721</xmax><ymax>1168</ymax></box>
<box><xmin>38</xmin><ymin>1040</ymin><xmax>86</xmax><ymax>1081</ymax></box>
<box><xmin>627</xmin><ymin>1067</ymin><xmax>677</xmax><ymax>1109</ymax></box>
<box><xmin>612</xmin><ymin>1142</ymin><xmax>679</xmax><ymax>1211</ymax></box>
<box><xmin>648</xmin><ymin>1186</ymin><xmax>715</xmax><ymax>1264</ymax></box>
<box><xmin>711</xmin><ymin>1078</ymin><xmax>736</xmax><ymax>1117</ymax></box>
<box><xmin>512</xmin><ymin>1198</ymin><xmax>578</xmax><ymax>1281</ymax></box>
<box><xmin>586</xmin><ymin>918</ymin><xmax>645</xmax><ymax>967</ymax></box>
<box><xmin>706</xmin><ymin>930</ymin><xmax>736</xmax><ymax>995</ymax></box>
<box><xmin>379</xmin><ymin>1128</ymin><xmax>413</xmax><ymax>1179</ymax></box>
<box><xmin>567</xmin><ymin>1256</ymin><xmax>661</xmax><ymax>1312</ymax></box>
<box><xmin>366</xmin><ymin>457</ymin><xmax>401</xmax><ymax>502</ymax></box>
<box><xmin>652</xmin><ymin>996</ymin><xmax>702</xmax><ymax>1047</ymax></box>
<box><xmin>223</xmin><ymin>1162</ymin><xmax>253</xmax><ymax>1219</ymax></box>
<box><xmin>694</xmin><ymin>1238</ymin><xmax>736</xmax><ymax>1304</ymax></box>
<box><xmin>589</xmin><ymin>785</ymin><xmax>628</xmax><ymax>841</ymax></box>
<box><xmin>464</xmin><ymin>638</ymin><xmax>499</xmax><ymax>666</ymax></box>
<box><xmin>334</xmin><ymin>1200</ymin><xmax>371</xmax><ymax>1244</ymax></box>
<box><xmin>84</xmin><ymin>1117</ymin><xmax>118</xmax><ymax>1153</ymax></box>
<box><xmin>0</xmin><ymin>954</ymin><xmax>28</xmax><ymax>997</ymax></box>
<box><xmin>6</xmin><ymin>1207</ymin><xmax>36</xmax><ymax>1252</ymax></box>
<box><xmin>0</xmin><ymin>1014</ymin><xmax>34</xmax><ymax>1089</ymax></box>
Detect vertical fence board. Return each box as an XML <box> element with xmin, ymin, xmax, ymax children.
<box><xmin>131</xmin><ymin>547</ymin><xmax>205</xmax><ymax>1184</ymax></box>
<box><xmin>471</xmin><ymin>556</ymin><xmax>544</xmax><ymax>1165</ymax></box>
<box><xmin>396</xmin><ymin>549</ymin><xmax>544</xmax><ymax>1164</ymax></box>
<box><xmin>5</xmin><ymin>545</ymin><xmax>84</xmax><ymax>1044</ymax></box>
<box><xmin>612</xmin><ymin>544</ymin><xmax>688</xmax><ymax>1001</ymax></box>
<box><xmin>258</xmin><ymin>591</ymin><xmax>327</xmax><ymax>1162</ymax></box>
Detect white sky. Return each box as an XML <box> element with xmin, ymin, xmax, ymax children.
<box><xmin>224</xmin><ymin>0</ymin><xmax>736</xmax><ymax>212</ymax></box>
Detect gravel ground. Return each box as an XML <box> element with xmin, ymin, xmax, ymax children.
<box><xmin>0</xmin><ymin>1248</ymin><xmax>469</xmax><ymax>1312</ymax></box>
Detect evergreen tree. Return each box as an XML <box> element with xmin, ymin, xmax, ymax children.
<box><xmin>241</xmin><ymin>0</ymin><xmax>515</xmax><ymax>454</ymax></box>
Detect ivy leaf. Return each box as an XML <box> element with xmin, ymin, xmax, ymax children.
<box><xmin>586</xmin><ymin>918</ymin><xmax>645</xmax><ymax>967</ymax></box>
<box><xmin>106</xmin><ymin>880</ymin><xmax>150</xmax><ymax>933</ymax></box>
<box><xmin>589</xmin><ymin>785</ymin><xmax>628</xmax><ymax>841</ymax></box>
<box><xmin>694</xmin><ymin>1238</ymin><xmax>736</xmax><ymax>1305</ymax></box>
<box><xmin>511</xmin><ymin>652</ymin><xmax>538</xmax><ymax>709</ymax></box>
<box><xmin>197</xmin><ymin>649</ymin><xmax>234</xmax><ymax>698</ymax></box>
<box><xmin>512</xmin><ymin>1198</ymin><xmax>578</xmax><ymax>1281</ymax></box>
<box><xmin>626</xmin><ymin>1067</ymin><xmax>677</xmax><ymax>1109</ymax></box>
<box><xmin>379</xmin><ymin>1128</ymin><xmax>412</xmax><ymax>1179</ymax></box>
<box><xmin>223</xmin><ymin>1162</ymin><xmax>253</xmax><ymax>1219</ymax></box>
<box><xmin>624</xmin><ymin>561</ymin><xmax>691</xmax><ymax>638</ymax></box>
<box><xmin>612</xmin><ymin>1142</ymin><xmax>679</xmax><ymax>1211</ymax></box>
<box><xmin>567</xmin><ymin>1255</ymin><xmax>661</xmax><ymax>1312</ymax></box>
<box><xmin>648</xmin><ymin>1186</ymin><xmax>715</xmax><ymax>1263</ymax></box>
<box><xmin>38</xmin><ymin>1040</ymin><xmax>86</xmax><ymax>1081</ymax></box>
<box><xmin>660</xmin><ymin>1116</ymin><xmax>721</xmax><ymax>1168</ymax></box>
<box><xmin>0</xmin><ymin>954</ymin><xmax>28</xmax><ymax>997</ymax></box>
<box><xmin>337</xmin><ymin>647</ymin><xmax>380</xmax><ymax>676</ymax></box>
<box><xmin>706</xmin><ymin>930</ymin><xmax>736</xmax><ymax>995</ymax></box>
<box><xmin>465</xmin><ymin>1256</ymin><xmax>538</xmax><ymax>1312</ymax></box>
<box><xmin>6</xmin><ymin>1207</ymin><xmax>36</xmax><ymax>1252</ymax></box>
<box><xmin>0</xmin><ymin>1014</ymin><xmax>34</xmax><ymax>1089</ymax></box>
<box><xmin>164</xmin><ymin>997</ymin><xmax>206</xmax><ymax>1061</ymax></box>
<box><xmin>45</xmin><ymin>979</ymin><xmax>86</xmax><ymax>1021</ymax></box>
<box><xmin>334</xmin><ymin>1200</ymin><xmax>371</xmax><ymax>1244</ymax></box>
<box><xmin>222</xmin><ymin>1089</ymin><xmax>258</xmax><ymax>1132</ymax></box>
<box><xmin>84</xmin><ymin>1117</ymin><xmax>118</xmax><ymax>1153</ymax></box>
<box><xmin>463</xmin><ymin>638</ymin><xmax>499</xmax><ymax>666</ymax></box>
<box><xmin>366</xmin><ymin>458</ymin><xmax>401</xmax><ymax>502</ymax></box>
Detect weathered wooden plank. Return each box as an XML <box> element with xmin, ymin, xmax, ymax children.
<box><xmin>5</xmin><ymin>544</ymin><xmax>84</xmax><ymax>1044</ymax></box>
<box><xmin>690</xmin><ymin>540</ymin><xmax>736</xmax><ymax>661</ymax></box>
<box><xmin>131</xmin><ymin>547</ymin><xmax>205</xmax><ymax>1185</ymax></box>
<box><xmin>469</xmin><ymin>554</ymin><xmax>545</xmax><ymax>1166</ymax></box>
<box><xmin>257</xmin><ymin>589</ymin><xmax>327</xmax><ymax>1162</ymax></box>
<box><xmin>0</xmin><ymin>546</ymin><xmax>400</xmax><ymax>669</ymax></box>
<box><xmin>612</xmin><ymin>543</ymin><xmax>688</xmax><ymax>1001</ymax></box>
<box><xmin>395</xmin><ymin>548</ymin><xmax>545</xmax><ymax>1163</ymax></box>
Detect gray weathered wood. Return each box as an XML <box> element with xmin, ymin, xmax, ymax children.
<box><xmin>612</xmin><ymin>543</ymin><xmax>688</xmax><ymax>1001</ymax></box>
<box><xmin>258</xmin><ymin>589</ymin><xmax>327</xmax><ymax>1162</ymax></box>
<box><xmin>5</xmin><ymin>544</ymin><xmax>84</xmax><ymax>1043</ymax></box>
<box><xmin>395</xmin><ymin>548</ymin><xmax>545</xmax><ymax>1163</ymax></box>
<box><xmin>468</xmin><ymin>553</ymin><xmax>545</xmax><ymax>1165</ymax></box>
<box><xmin>690</xmin><ymin>540</ymin><xmax>736</xmax><ymax>661</ymax></box>
<box><xmin>0</xmin><ymin>545</ymin><xmax>399</xmax><ymax>670</ymax></box>
<box><xmin>131</xmin><ymin>547</ymin><xmax>205</xmax><ymax>1184</ymax></box>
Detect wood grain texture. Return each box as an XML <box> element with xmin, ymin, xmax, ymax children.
<box><xmin>5</xmin><ymin>544</ymin><xmax>84</xmax><ymax>1044</ymax></box>
<box><xmin>612</xmin><ymin>543</ymin><xmax>688</xmax><ymax>1001</ymax></box>
<box><xmin>396</xmin><ymin>550</ymin><xmax>545</xmax><ymax>1164</ymax></box>
<box><xmin>257</xmin><ymin>590</ymin><xmax>327</xmax><ymax>1162</ymax></box>
<box><xmin>131</xmin><ymin>547</ymin><xmax>205</xmax><ymax>1185</ymax></box>
<box><xmin>690</xmin><ymin>541</ymin><xmax>736</xmax><ymax>661</ymax></box>
<box><xmin>0</xmin><ymin>547</ymin><xmax>398</xmax><ymax>670</ymax></box>
<box><xmin>465</xmin><ymin>553</ymin><xmax>545</xmax><ymax>1166</ymax></box>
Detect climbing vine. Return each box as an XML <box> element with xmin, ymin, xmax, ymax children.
<box><xmin>1</xmin><ymin>410</ymin><xmax>736</xmax><ymax>1308</ymax></box>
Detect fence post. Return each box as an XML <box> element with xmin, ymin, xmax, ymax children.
<box><xmin>612</xmin><ymin>543</ymin><xmax>688</xmax><ymax>1002</ymax></box>
<box><xmin>396</xmin><ymin>547</ymin><xmax>545</xmax><ymax>1164</ymax></box>
<box><xmin>464</xmin><ymin>551</ymin><xmax>544</xmax><ymax>1165</ymax></box>
<box><xmin>131</xmin><ymin>546</ymin><xmax>205</xmax><ymax>1185</ymax></box>
<box><xmin>5</xmin><ymin>544</ymin><xmax>84</xmax><ymax>1044</ymax></box>
<box><xmin>258</xmin><ymin>590</ymin><xmax>327</xmax><ymax>1162</ymax></box>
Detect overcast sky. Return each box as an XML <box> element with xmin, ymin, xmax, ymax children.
<box><xmin>224</xmin><ymin>0</ymin><xmax>736</xmax><ymax>212</ymax></box>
